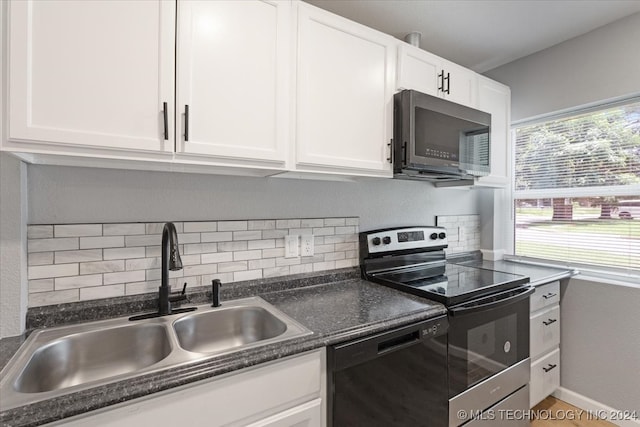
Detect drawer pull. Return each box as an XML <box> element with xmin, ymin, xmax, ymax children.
<box><xmin>542</xmin><ymin>293</ymin><xmax>557</xmax><ymax>299</ymax></box>
<box><xmin>543</xmin><ymin>318</ymin><xmax>557</xmax><ymax>326</ymax></box>
<box><xmin>543</xmin><ymin>363</ymin><xmax>557</xmax><ymax>373</ymax></box>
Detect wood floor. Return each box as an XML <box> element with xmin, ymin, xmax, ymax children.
<box><xmin>531</xmin><ymin>397</ymin><xmax>617</xmax><ymax>427</ymax></box>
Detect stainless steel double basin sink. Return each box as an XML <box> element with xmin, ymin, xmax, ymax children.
<box><xmin>0</xmin><ymin>297</ymin><xmax>311</xmax><ymax>410</ymax></box>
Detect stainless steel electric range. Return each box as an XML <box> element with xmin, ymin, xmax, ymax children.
<box><xmin>360</xmin><ymin>226</ymin><xmax>533</xmax><ymax>427</ymax></box>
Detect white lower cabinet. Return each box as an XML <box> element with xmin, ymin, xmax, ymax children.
<box><xmin>55</xmin><ymin>349</ymin><xmax>324</xmax><ymax>427</ymax></box>
<box><xmin>530</xmin><ymin>348</ymin><xmax>560</xmax><ymax>408</ymax></box>
<box><xmin>529</xmin><ymin>281</ymin><xmax>561</xmax><ymax>407</ymax></box>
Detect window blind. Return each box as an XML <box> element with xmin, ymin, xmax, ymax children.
<box><xmin>513</xmin><ymin>100</ymin><xmax>640</xmax><ymax>272</ymax></box>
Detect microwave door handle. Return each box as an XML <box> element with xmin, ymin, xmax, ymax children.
<box><xmin>449</xmin><ymin>286</ymin><xmax>534</xmax><ymax>317</ymax></box>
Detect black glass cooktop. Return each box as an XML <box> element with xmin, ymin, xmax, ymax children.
<box><xmin>373</xmin><ymin>263</ymin><xmax>529</xmax><ymax>306</ymax></box>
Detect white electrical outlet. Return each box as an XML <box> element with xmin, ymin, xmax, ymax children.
<box><xmin>301</xmin><ymin>235</ymin><xmax>314</xmax><ymax>256</ymax></box>
<box><xmin>284</xmin><ymin>235</ymin><xmax>299</xmax><ymax>258</ymax></box>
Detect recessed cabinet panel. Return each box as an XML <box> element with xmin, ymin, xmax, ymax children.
<box><xmin>530</xmin><ymin>348</ymin><xmax>560</xmax><ymax>408</ymax></box>
<box><xmin>8</xmin><ymin>0</ymin><xmax>175</xmax><ymax>152</ymax></box>
<box><xmin>476</xmin><ymin>76</ymin><xmax>511</xmax><ymax>187</ymax></box>
<box><xmin>176</xmin><ymin>0</ymin><xmax>289</xmax><ymax>165</ymax></box>
<box><xmin>295</xmin><ymin>3</ymin><xmax>394</xmax><ymax>175</ymax></box>
<box><xmin>396</xmin><ymin>44</ymin><xmax>440</xmax><ymax>96</ymax></box>
<box><xmin>530</xmin><ymin>305</ymin><xmax>560</xmax><ymax>360</ymax></box>
<box><xmin>530</xmin><ymin>281</ymin><xmax>560</xmax><ymax>313</ymax></box>
<box><xmin>442</xmin><ymin>60</ymin><xmax>478</xmax><ymax>107</ymax></box>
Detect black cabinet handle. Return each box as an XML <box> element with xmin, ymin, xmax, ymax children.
<box><xmin>543</xmin><ymin>363</ymin><xmax>557</xmax><ymax>373</ymax></box>
<box><xmin>543</xmin><ymin>293</ymin><xmax>557</xmax><ymax>299</ymax></box>
<box><xmin>162</xmin><ymin>102</ymin><xmax>169</xmax><ymax>140</ymax></box>
<box><xmin>444</xmin><ymin>72</ymin><xmax>451</xmax><ymax>94</ymax></box>
<box><xmin>543</xmin><ymin>318</ymin><xmax>557</xmax><ymax>326</ymax></box>
<box><xmin>438</xmin><ymin>71</ymin><xmax>444</xmax><ymax>92</ymax></box>
<box><xmin>184</xmin><ymin>104</ymin><xmax>190</xmax><ymax>142</ymax></box>
<box><xmin>387</xmin><ymin>139</ymin><xmax>393</xmax><ymax>163</ymax></box>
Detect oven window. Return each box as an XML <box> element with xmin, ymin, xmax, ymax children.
<box><xmin>466</xmin><ymin>313</ymin><xmax>517</xmax><ymax>388</ymax></box>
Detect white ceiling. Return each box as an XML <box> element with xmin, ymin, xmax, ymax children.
<box><xmin>305</xmin><ymin>0</ymin><xmax>640</xmax><ymax>73</ymax></box>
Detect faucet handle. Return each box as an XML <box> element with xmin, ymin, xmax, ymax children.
<box><xmin>212</xmin><ymin>279</ymin><xmax>222</xmax><ymax>307</ymax></box>
<box><xmin>168</xmin><ymin>282</ymin><xmax>189</xmax><ymax>303</ymax></box>
<box><xmin>179</xmin><ymin>282</ymin><xmax>187</xmax><ymax>295</ymax></box>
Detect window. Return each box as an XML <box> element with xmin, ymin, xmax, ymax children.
<box><xmin>513</xmin><ymin>99</ymin><xmax>640</xmax><ymax>272</ymax></box>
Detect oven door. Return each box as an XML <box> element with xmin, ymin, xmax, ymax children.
<box><xmin>447</xmin><ymin>285</ymin><xmax>534</xmax><ymax>398</ymax></box>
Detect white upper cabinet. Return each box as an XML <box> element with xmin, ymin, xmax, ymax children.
<box><xmin>176</xmin><ymin>0</ymin><xmax>290</xmax><ymax>167</ymax></box>
<box><xmin>396</xmin><ymin>44</ymin><xmax>477</xmax><ymax>108</ymax></box>
<box><xmin>476</xmin><ymin>76</ymin><xmax>511</xmax><ymax>187</ymax></box>
<box><xmin>7</xmin><ymin>0</ymin><xmax>175</xmax><ymax>153</ymax></box>
<box><xmin>294</xmin><ymin>2</ymin><xmax>395</xmax><ymax>176</ymax></box>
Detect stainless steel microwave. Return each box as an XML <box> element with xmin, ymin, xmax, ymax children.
<box><xmin>393</xmin><ymin>89</ymin><xmax>491</xmax><ymax>182</ymax></box>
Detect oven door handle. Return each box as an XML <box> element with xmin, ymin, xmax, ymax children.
<box><xmin>449</xmin><ymin>286</ymin><xmax>534</xmax><ymax>317</ymax></box>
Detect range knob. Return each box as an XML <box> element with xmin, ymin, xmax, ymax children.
<box><xmin>439</xmin><ymin>232</ymin><xmax>446</xmax><ymax>239</ymax></box>
<box><xmin>430</xmin><ymin>233</ymin><xmax>438</xmax><ymax>240</ymax></box>
<box><xmin>372</xmin><ymin>237</ymin><xmax>381</xmax><ymax>246</ymax></box>
<box><xmin>382</xmin><ymin>236</ymin><xmax>392</xmax><ymax>244</ymax></box>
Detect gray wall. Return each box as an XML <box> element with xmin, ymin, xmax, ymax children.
<box><xmin>484</xmin><ymin>13</ymin><xmax>640</xmax><ymax>411</ymax></box>
<box><xmin>485</xmin><ymin>12</ymin><xmax>640</xmax><ymax>121</ymax></box>
<box><xmin>560</xmin><ymin>277</ymin><xmax>640</xmax><ymax>411</ymax></box>
<box><xmin>27</xmin><ymin>164</ymin><xmax>480</xmax><ymax>228</ymax></box>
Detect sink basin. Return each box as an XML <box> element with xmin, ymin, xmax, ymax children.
<box><xmin>14</xmin><ymin>323</ymin><xmax>171</xmax><ymax>393</ymax></box>
<box><xmin>0</xmin><ymin>297</ymin><xmax>310</xmax><ymax>411</ymax></box>
<box><xmin>173</xmin><ymin>306</ymin><xmax>288</xmax><ymax>354</ymax></box>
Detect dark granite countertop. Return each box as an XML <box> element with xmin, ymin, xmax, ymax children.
<box><xmin>452</xmin><ymin>259</ymin><xmax>576</xmax><ymax>286</ymax></box>
<box><xmin>0</xmin><ymin>271</ymin><xmax>445</xmax><ymax>427</ymax></box>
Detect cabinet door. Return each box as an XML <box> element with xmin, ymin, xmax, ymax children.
<box><xmin>530</xmin><ymin>305</ymin><xmax>560</xmax><ymax>359</ymax></box>
<box><xmin>530</xmin><ymin>348</ymin><xmax>560</xmax><ymax>408</ymax></box>
<box><xmin>7</xmin><ymin>0</ymin><xmax>175</xmax><ymax>153</ymax></box>
<box><xmin>476</xmin><ymin>76</ymin><xmax>511</xmax><ymax>187</ymax></box>
<box><xmin>295</xmin><ymin>3</ymin><xmax>394</xmax><ymax>176</ymax></box>
<box><xmin>176</xmin><ymin>0</ymin><xmax>289</xmax><ymax>166</ymax></box>
<box><xmin>442</xmin><ymin>60</ymin><xmax>478</xmax><ymax>108</ymax></box>
<box><xmin>396</xmin><ymin>44</ymin><xmax>441</xmax><ymax>96</ymax></box>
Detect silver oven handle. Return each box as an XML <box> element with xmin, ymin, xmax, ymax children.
<box><xmin>449</xmin><ymin>286</ymin><xmax>534</xmax><ymax>317</ymax></box>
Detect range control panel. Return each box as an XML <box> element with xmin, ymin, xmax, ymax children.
<box><xmin>362</xmin><ymin>226</ymin><xmax>448</xmax><ymax>255</ymax></box>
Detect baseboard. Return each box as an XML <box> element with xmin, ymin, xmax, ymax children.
<box><xmin>553</xmin><ymin>387</ymin><xmax>640</xmax><ymax>427</ymax></box>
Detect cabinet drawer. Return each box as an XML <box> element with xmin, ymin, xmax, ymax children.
<box><xmin>531</xmin><ymin>281</ymin><xmax>560</xmax><ymax>313</ymax></box>
<box><xmin>530</xmin><ymin>348</ymin><xmax>560</xmax><ymax>408</ymax></box>
<box><xmin>530</xmin><ymin>305</ymin><xmax>560</xmax><ymax>359</ymax></box>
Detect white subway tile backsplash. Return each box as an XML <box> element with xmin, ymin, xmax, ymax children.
<box><xmin>247</xmin><ymin>239</ymin><xmax>275</xmax><ymax>250</ymax></box>
<box><xmin>201</xmin><ymin>252</ymin><xmax>233</xmax><ymax>264</ymax></box>
<box><xmin>248</xmin><ymin>220</ymin><xmax>276</xmax><ymax>230</ymax></box>
<box><xmin>29</xmin><ymin>279</ymin><xmax>54</xmax><ymax>293</ymax></box>
<box><xmin>56</xmin><ymin>249</ymin><xmax>103</xmax><ymax>264</ymax></box>
<box><xmin>56</xmin><ymin>274</ymin><xmax>103</xmax><ymax>290</ymax></box>
<box><xmin>81</xmin><ymin>236</ymin><xmax>124</xmax><ymax>250</ymax></box>
<box><xmin>28</xmin><ymin>225</ymin><xmax>53</xmax><ymax>239</ymax></box>
<box><xmin>300</xmin><ymin>218</ymin><xmax>323</xmax><ymax>228</ymax></box>
<box><xmin>232</xmin><ymin>231</ymin><xmax>262</xmax><ymax>241</ymax></box>
<box><xmin>104</xmin><ymin>247</ymin><xmax>146</xmax><ymax>260</ymax></box>
<box><xmin>218</xmin><ymin>261</ymin><xmax>248</xmax><ymax>273</ymax></box>
<box><xmin>103</xmin><ymin>270</ymin><xmax>145</xmax><ymax>286</ymax></box>
<box><xmin>28</xmin><ymin>263</ymin><xmax>78</xmax><ymax>280</ymax></box>
<box><xmin>103</xmin><ymin>223</ymin><xmax>146</xmax><ymax>236</ymax></box>
<box><xmin>28</xmin><ymin>252</ymin><xmax>54</xmax><ymax>266</ymax></box>
<box><xmin>27</xmin><ymin>217</ymin><xmax>359</xmax><ymax>307</ymax></box>
<box><xmin>80</xmin><ymin>260</ymin><xmax>125</xmax><ymax>275</ymax></box>
<box><xmin>183</xmin><ymin>222</ymin><xmax>217</xmax><ymax>233</ymax></box>
<box><xmin>233</xmin><ymin>270</ymin><xmax>262</xmax><ymax>281</ymax></box>
<box><xmin>233</xmin><ymin>250</ymin><xmax>262</xmax><ymax>261</ymax></box>
<box><xmin>436</xmin><ymin>214</ymin><xmax>481</xmax><ymax>254</ymax></box>
<box><xmin>29</xmin><ymin>289</ymin><xmax>79</xmax><ymax>306</ymax></box>
<box><xmin>55</xmin><ymin>224</ymin><xmax>102</xmax><ymax>237</ymax></box>
<box><xmin>201</xmin><ymin>232</ymin><xmax>233</xmax><ymax>243</ymax></box>
<box><xmin>80</xmin><ymin>284</ymin><xmax>125</xmax><ymax>301</ymax></box>
<box><xmin>125</xmin><ymin>235</ymin><xmax>162</xmax><ymax>247</ymax></box>
<box><xmin>29</xmin><ymin>238</ymin><xmax>78</xmax><ymax>253</ymax></box>
<box><xmin>218</xmin><ymin>221</ymin><xmax>248</xmax><ymax>232</ymax></box>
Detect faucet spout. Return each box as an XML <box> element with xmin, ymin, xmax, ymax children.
<box><xmin>159</xmin><ymin>222</ymin><xmax>183</xmax><ymax>315</ymax></box>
